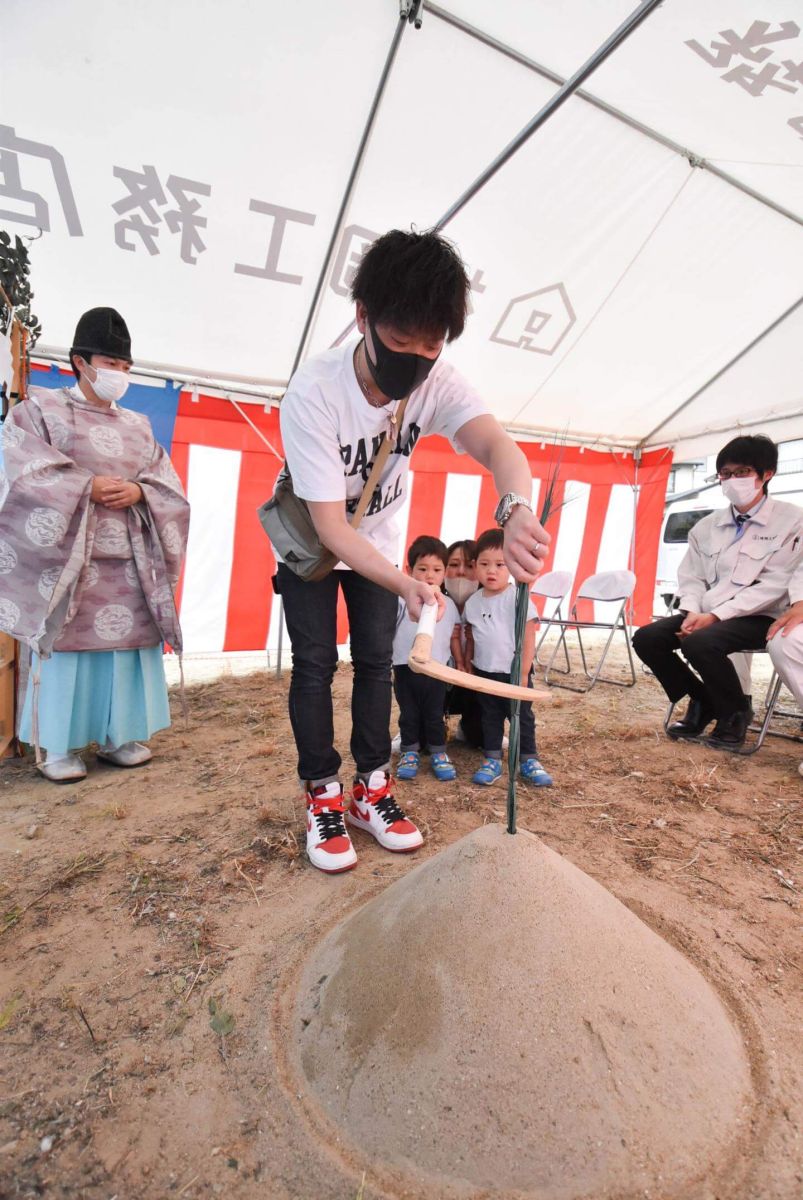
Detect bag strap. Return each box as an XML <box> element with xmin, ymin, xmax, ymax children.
<box><xmin>348</xmin><ymin>394</ymin><xmax>409</xmax><ymax>531</ymax></box>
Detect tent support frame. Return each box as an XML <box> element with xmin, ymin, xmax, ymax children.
<box><xmin>328</xmin><ymin>0</ymin><xmax>664</xmax><ymax>350</ymax></box>
<box><xmin>431</xmin><ymin>0</ymin><xmax>666</xmax><ymax>232</ymax></box>
<box><xmin>289</xmin><ymin>13</ymin><xmax>409</xmax><ymax>380</ymax></box>
<box><xmin>639</xmin><ymin>295</ymin><xmax>803</xmax><ymax>448</ymax></box>
<box><xmin>427</xmin><ymin>3</ymin><xmax>802</xmax><ymax>231</ymax></box>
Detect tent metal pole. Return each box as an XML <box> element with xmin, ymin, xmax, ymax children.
<box><xmin>630</xmin><ymin>449</ymin><xmax>640</xmax><ymax>626</ymax></box>
<box><xmin>639</xmin><ymin>295</ymin><xmax>803</xmax><ymax>447</ymax></box>
<box><xmin>275</xmin><ymin>597</ymin><xmax>284</xmax><ymax>677</ymax></box>
<box><xmin>289</xmin><ymin>14</ymin><xmax>408</xmax><ymax>379</ymax></box>
<box><xmin>427</xmin><ymin>4</ymin><xmax>802</xmax><ymax>231</ymax></box>
<box><xmin>328</xmin><ymin>0</ymin><xmax>663</xmax><ymax>348</ymax></box>
<box><xmin>432</xmin><ymin>0</ymin><xmax>665</xmax><ymax>231</ymax></box>
<box><xmin>645</xmin><ymin>405</ymin><xmax>803</xmax><ymax>450</ymax></box>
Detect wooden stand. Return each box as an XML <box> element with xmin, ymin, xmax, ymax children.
<box><xmin>0</xmin><ymin>316</ymin><xmax>25</xmax><ymax>757</ymax></box>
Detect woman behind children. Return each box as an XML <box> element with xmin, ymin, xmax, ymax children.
<box><xmin>443</xmin><ymin>538</ymin><xmax>483</xmax><ymax>747</ymax></box>
<box><xmin>463</xmin><ymin>528</ymin><xmax>553</xmax><ymax>787</ymax></box>
<box><xmin>392</xmin><ymin>535</ymin><xmax>460</xmax><ymax>781</ymax></box>
<box><xmin>444</xmin><ymin>539</ymin><xmax>477</xmax><ymax>607</ymax></box>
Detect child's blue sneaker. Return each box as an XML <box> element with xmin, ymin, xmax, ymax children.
<box><xmin>431</xmin><ymin>752</ymin><xmax>456</xmax><ymax>781</ymax></box>
<box><xmin>397</xmin><ymin>751</ymin><xmax>420</xmax><ymax>780</ymax></box>
<box><xmin>520</xmin><ymin>757</ymin><xmax>553</xmax><ymax>786</ymax></box>
<box><xmin>472</xmin><ymin>758</ymin><xmax>503</xmax><ymax>786</ymax></box>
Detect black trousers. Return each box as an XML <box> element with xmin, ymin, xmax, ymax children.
<box><xmin>473</xmin><ymin>666</ymin><xmax>537</xmax><ymax>759</ymax></box>
<box><xmin>632</xmin><ymin>613</ymin><xmax>773</xmax><ymax>718</ymax></box>
<box><xmin>277</xmin><ymin>564</ymin><xmax>397</xmax><ymax>781</ymax></box>
<box><xmin>393</xmin><ymin>664</ymin><xmax>447</xmax><ymax>753</ymax></box>
<box><xmin>445</xmin><ymin>684</ymin><xmax>484</xmax><ymax>748</ymax></box>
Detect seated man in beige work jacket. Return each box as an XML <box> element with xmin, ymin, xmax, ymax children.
<box><xmin>633</xmin><ymin>434</ymin><xmax>803</xmax><ymax>750</ymax></box>
<box><xmin>767</xmin><ymin>559</ymin><xmax>803</xmax><ymax>776</ymax></box>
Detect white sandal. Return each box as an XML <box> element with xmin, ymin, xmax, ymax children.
<box><xmin>97</xmin><ymin>741</ymin><xmax>152</xmax><ymax>768</ymax></box>
<box><xmin>37</xmin><ymin>753</ymin><xmax>87</xmax><ymax>783</ymax></box>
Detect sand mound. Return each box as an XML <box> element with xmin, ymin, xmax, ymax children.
<box><xmin>293</xmin><ymin>825</ymin><xmax>753</xmax><ymax>1198</ymax></box>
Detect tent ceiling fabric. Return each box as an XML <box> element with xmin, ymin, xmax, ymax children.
<box><xmin>4</xmin><ymin>0</ymin><xmax>802</xmax><ymax>454</ymax></box>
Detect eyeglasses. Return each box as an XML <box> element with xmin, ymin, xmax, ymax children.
<box><xmin>716</xmin><ymin>468</ymin><xmax>757</xmax><ymax>481</ymax></box>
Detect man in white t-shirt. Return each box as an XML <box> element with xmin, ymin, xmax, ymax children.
<box><xmin>274</xmin><ymin>229</ymin><xmax>550</xmax><ymax>874</ymax></box>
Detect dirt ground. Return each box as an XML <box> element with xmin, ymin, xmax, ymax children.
<box><xmin>1</xmin><ymin>651</ymin><xmax>801</xmax><ymax>1200</ymax></box>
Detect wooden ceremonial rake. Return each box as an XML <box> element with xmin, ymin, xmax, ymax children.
<box><xmin>408</xmin><ymin>604</ymin><xmax>551</xmax><ymax>704</ymax></box>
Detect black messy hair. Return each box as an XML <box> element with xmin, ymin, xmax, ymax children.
<box><xmin>447</xmin><ymin>538</ymin><xmax>478</xmax><ymax>565</ymax></box>
<box><xmin>351</xmin><ymin>229</ymin><xmax>471</xmax><ymax>342</ymax></box>
<box><xmin>475</xmin><ymin>528</ymin><xmax>504</xmax><ymax>556</ymax></box>
<box><xmin>716</xmin><ymin>435</ymin><xmax>777</xmax><ymax>495</ymax></box>
<box><xmin>407</xmin><ymin>534</ymin><xmax>448</xmax><ymax>570</ymax></box>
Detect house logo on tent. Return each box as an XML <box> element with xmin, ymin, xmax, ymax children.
<box><xmin>490</xmin><ymin>283</ymin><xmax>576</xmax><ymax>355</ymax></box>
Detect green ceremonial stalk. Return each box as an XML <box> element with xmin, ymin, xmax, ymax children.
<box><xmin>506</xmin><ymin>440</ymin><xmax>566</xmax><ymax>836</ymax></box>
<box><xmin>506</xmin><ymin>582</ymin><xmax>530</xmax><ymax>834</ymax></box>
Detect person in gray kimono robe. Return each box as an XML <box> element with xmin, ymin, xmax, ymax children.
<box><xmin>0</xmin><ymin>307</ymin><xmax>190</xmax><ymax>781</ymax></box>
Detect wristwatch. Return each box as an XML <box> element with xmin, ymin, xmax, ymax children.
<box><xmin>494</xmin><ymin>493</ymin><xmax>532</xmax><ymax>527</ymax></box>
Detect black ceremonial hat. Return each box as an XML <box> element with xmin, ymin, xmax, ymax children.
<box><xmin>70</xmin><ymin>307</ymin><xmax>133</xmax><ymax>363</ymax></box>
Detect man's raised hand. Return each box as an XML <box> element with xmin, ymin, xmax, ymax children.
<box><xmin>502</xmin><ymin>505</ymin><xmax>550</xmax><ymax>583</ymax></box>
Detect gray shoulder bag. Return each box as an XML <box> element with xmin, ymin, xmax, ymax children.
<box><xmin>257</xmin><ymin>396</ymin><xmax>409</xmax><ymax>583</ymax></box>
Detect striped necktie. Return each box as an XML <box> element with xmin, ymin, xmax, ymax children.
<box><xmin>734</xmin><ymin>513</ymin><xmax>750</xmax><ymax>542</ymax></box>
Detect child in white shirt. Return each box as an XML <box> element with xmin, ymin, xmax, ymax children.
<box><xmin>463</xmin><ymin>528</ymin><xmax>553</xmax><ymax>787</ymax></box>
<box><xmin>392</xmin><ymin>536</ymin><xmax>460</xmax><ymax>781</ymax></box>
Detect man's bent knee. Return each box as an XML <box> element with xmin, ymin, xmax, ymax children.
<box><xmin>768</xmin><ymin>625</ymin><xmax>803</xmax><ymax>670</ymax></box>
<box><xmin>291</xmin><ymin>653</ymin><xmax>338</xmax><ymax>689</ymax></box>
<box><xmin>678</xmin><ymin>627</ymin><xmax>723</xmax><ymax>659</ymax></box>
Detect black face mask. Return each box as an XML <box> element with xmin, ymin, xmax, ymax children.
<box><xmin>364</xmin><ymin>318</ymin><xmax>440</xmax><ymax>400</ymax></box>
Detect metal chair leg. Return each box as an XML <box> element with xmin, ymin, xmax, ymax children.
<box><xmin>542</xmin><ymin>619</ymin><xmax>572</xmax><ymax>683</ymax></box>
<box><xmin>571</xmin><ymin>602</ymin><xmax>637</xmax><ymax>692</ymax></box>
<box><xmin>739</xmin><ymin>671</ymin><xmax>784</xmax><ymax>756</ymax></box>
<box><xmin>535</xmin><ymin>602</ymin><xmax>559</xmax><ymax>658</ymax></box>
<box><xmin>536</xmin><ymin>602</ymin><xmax>571</xmax><ymax>674</ymax></box>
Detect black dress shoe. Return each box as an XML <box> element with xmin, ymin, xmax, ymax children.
<box><xmin>667</xmin><ymin>697</ymin><xmax>715</xmax><ymax>740</ymax></box>
<box><xmin>706</xmin><ymin>707</ymin><xmax>754</xmax><ymax>750</ymax></box>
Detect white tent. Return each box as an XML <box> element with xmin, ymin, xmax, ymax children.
<box><xmin>4</xmin><ymin>0</ymin><xmax>802</xmax><ymax>457</ymax></box>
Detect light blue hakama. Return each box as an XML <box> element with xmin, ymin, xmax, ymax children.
<box><xmin>19</xmin><ymin>646</ymin><xmax>171</xmax><ymax>755</ymax></box>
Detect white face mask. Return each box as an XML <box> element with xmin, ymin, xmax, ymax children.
<box><xmin>444</xmin><ymin>576</ymin><xmax>478</xmax><ymax>607</ymax></box>
<box><xmin>84</xmin><ymin>362</ymin><xmax>130</xmax><ymax>404</ymax></box>
<box><xmin>721</xmin><ymin>476</ymin><xmax>761</xmax><ymax>508</ymax></box>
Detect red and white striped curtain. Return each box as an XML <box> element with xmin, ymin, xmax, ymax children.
<box><xmin>171</xmin><ymin>392</ymin><xmax>672</xmax><ymax>652</ymax></box>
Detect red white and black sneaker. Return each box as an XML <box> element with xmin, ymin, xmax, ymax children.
<box><xmin>347</xmin><ymin>770</ymin><xmax>423</xmax><ymax>853</ymax></box>
<box><xmin>305</xmin><ymin>781</ymin><xmax>358</xmax><ymax>874</ymax></box>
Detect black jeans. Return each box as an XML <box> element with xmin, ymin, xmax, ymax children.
<box><xmin>393</xmin><ymin>664</ymin><xmax>447</xmax><ymax>753</ymax></box>
<box><xmin>632</xmin><ymin>613</ymin><xmax>773</xmax><ymax>718</ymax></box>
<box><xmin>473</xmin><ymin>666</ymin><xmax>537</xmax><ymax>759</ymax></box>
<box><xmin>445</xmin><ymin>685</ymin><xmax>484</xmax><ymax>748</ymax></box>
<box><xmin>277</xmin><ymin>564</ymin><xmax>398</xmax><ymax>782</ymax></box>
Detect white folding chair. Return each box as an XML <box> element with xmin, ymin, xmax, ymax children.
<box><xmin>542</xmin><ymin>569</ymin><xmax>638</xmax><ymax>692</ymax></box>
<box><xmin>532</xmin><ymin>571</ymin><xmax>574</xmax><ymax>674</ymax></box>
